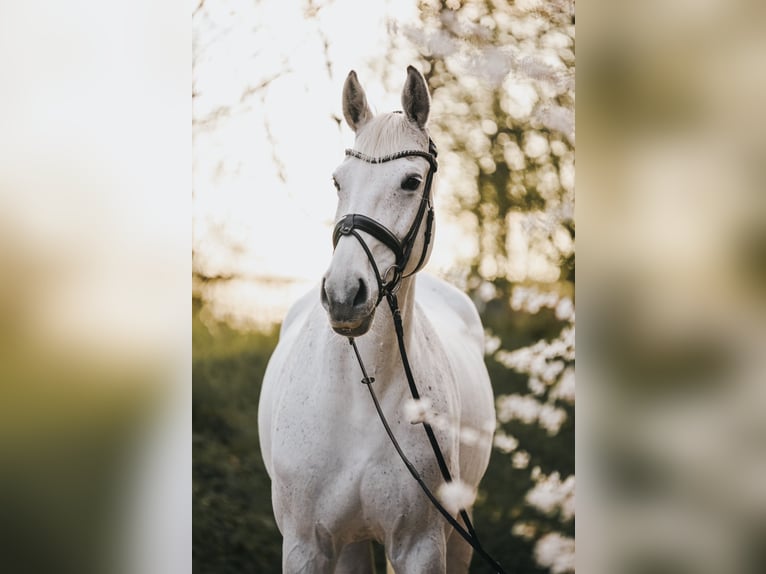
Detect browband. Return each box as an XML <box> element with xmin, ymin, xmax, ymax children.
<box><xmin>344</xmin><ymin>148</ymin><xmax>438</xmax><ymax>172</ymax></box>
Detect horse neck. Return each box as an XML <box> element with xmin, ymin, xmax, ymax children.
<box><xmin>355</xmin><ymin>275</ymin><xmax>418</xmax><ymax>379</ymax></box>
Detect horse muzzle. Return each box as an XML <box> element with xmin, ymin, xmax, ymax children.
<box><xmin>320</xmin><ymin>277</ymin><xmax>376</xmax><ymax>336</ymax></box>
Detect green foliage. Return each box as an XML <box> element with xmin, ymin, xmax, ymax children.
<box><xmin>472</xmin><ymin>285</ymin><xmax>574</xmax><ymax>573</ymax></box>
<box><xmin>193</xmin><ymin>291</ymin><xmax>572</xmax><ymax>573</ymax></box>
<box><xmin>193</xmin><ymin>302</ymin><xmax>282</xmax><ymax>573</ymax></box>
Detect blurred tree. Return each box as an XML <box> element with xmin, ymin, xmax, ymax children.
<box><xmin>385</xmin><ymin>1</ymin><xmax>576</xmax><ymax>571</ymax></box>
<box><xmin>392</xmin><ymin>0</ymin><xmax>574</xmax><ymax>288</ymax></box>
<box><xmin>192</xmin><ymin>298</ymin><xmax>283</xmax><ymax>573</ymax></box>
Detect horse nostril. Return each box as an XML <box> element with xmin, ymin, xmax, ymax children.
<box><xmin>352</xmin><ymin>278</ymin><xmax>368</xmax><ymax>308</ymax></box>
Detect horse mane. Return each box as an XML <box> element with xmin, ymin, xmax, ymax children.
<box><xmin>353</xmin><ymin>112</ymin><xmax>430</xmax><ymax>157</ymax></box>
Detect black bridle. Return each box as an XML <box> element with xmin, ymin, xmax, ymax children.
<box><xmin>331</xmin><ymin>137</ymin><xmax>438</xmax><ymax>302</ymax></box>
<box><xmin>330</xmin><ymin>133</ymin><xmax>506</xmax><ymax>573</ymax></box>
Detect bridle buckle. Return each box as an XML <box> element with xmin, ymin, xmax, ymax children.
<box><xmin>382</xmin><ymin>264</ymin><xmax>401</xmax><ymax>290</ymax></box>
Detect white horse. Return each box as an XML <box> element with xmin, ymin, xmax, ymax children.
<box><xmin>258</xmin><ymin>66</ymin><xmax>496</xmax><ymax>573</ymax></box>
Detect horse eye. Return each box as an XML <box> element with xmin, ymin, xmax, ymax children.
<box><xmin>401</xmin><ymin>176</ymin><xmax>421</xmax><ymax>191</ymax></box>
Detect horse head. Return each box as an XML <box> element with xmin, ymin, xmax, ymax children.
<box><xmin>321</xmin><ymin>66</ymin><xmax>437</xmax><ymax>336</ymax></box>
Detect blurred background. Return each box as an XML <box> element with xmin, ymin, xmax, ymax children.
<box><xmin>193</xmin><ymin>0</ymin><xmax>574</xmax><ymax>572</ymax></box>
<box><xmin>0</xmin><ymin>1</ymin><xmax>189</xmax><ymax>573</ymax></box>
<box><xmin>1</xmin><ymin>0</ymin><xmax>763</xmax><ymax>573</ymax></box>
<box><xmin>578</xmin><ymin>1</ymin><xmax>766</xmax><ymax>573</ymax></box>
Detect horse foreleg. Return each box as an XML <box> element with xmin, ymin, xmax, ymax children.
<box><xmin>445</xmin><ymin>524</ymin><xmax>473</xmax><ymax>574</ymax></box>
<box><xmin>282</xmin><ymin>522</ymin><xmax>337</xmax><ymax>574</ymax></box>
<box><xmin>386</xmin><ymin>524</ymin><xmax>447</xmax><ymax>574</ymax></box>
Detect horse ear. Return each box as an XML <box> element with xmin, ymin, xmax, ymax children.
<box><xmin>342</xmin><ymin>70</ymin><xmax>373</xmax><ymax>132</ymax></box>
<box><xmin>401</xmin><ymin>65</ymin><xmax>430</xmax><ymax>129</ymax></box>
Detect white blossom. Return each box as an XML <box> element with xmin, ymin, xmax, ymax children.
<box><xmin>459</xmin><ymin>426</ymin><xmax>480</xmax><ymax>446</ymax></box>
<box><xmin>403</xmin><ymin>397</ymin><xmax>432</xmax><ymax>425</ymax></box>
<box><xmin>496</xmin><ymin>393</ymin><xmax>566</xmax><ymax>435</ymax></box>
<box><xmin>495</xmin><ymin>347</ymin><xmax>532</xmax><ymax>371</ymax></box>
<box><xmin>510</xmin><ymin>285</ymin><xmax>561</xmax><ymax>313</ymax></box>
<box><xmin>484</xmin><ymin>330</ymin><xmax>502</xmax><ymax>355</ymax></box>
<box><xmin>561</xmin><ymin>325</ymin><xmax>574</xmax><ymax>349</ymax></box>
<box><xmin>437</xmin><ymin>479</ymin><xmax>477</xmax><ymax>514</ymax></box>
<box><xmin>534</xmin><ymin>532</ymin><xmax>575</xmax><ymax>573</ymax></box>
<box><xmin>516</xmin><ymin>0</ymin><xmax>544</xmax><ymax>13</ymax></box>
<box><xmin>554</xmin><ymin>297</ymin><xmax>574</xmax><ymax>321</ymax></box>
<box><xmin>493</xmin><ymin>431</ymin><xmax>519</xmax><ymax>453</ymax></box>
<box><xmin>512</xmin><ymin>450</ymin><xmax>530</xmax><ymax>469</ymax></box>
<box><xmin>428</xmin><ymin>412</ymin><xmax>450</xmax><ymax>432</ymax></box>
<box><xmin>526</xmin><ymin>471</ymin><xmax>575</xmax><ymax>521</ymax></box>
<box><xmin>478</xmin><ymin>281</ymin><xmax>498</xmax><ymax>302</ymax></box>
<box><xmin>497</xmin><ymin>394</ymin><xmax>542</xmax><ymax>424</ymax></box>
<box><xmin>512</xmin><ymin>521</ymin><xmax>537</xmax><ymax>540</ymax></box>
<box><xmin>524</xmin><ymin>130</ymin><xmax>550</xmax><ymax>160</ymax></box>
<box><xmin>538</xmin><ymin>403</ymin><xmax>567</xmax><ymax>435</ymax></box>
<box><xmin>535</xmin><ymin>104</ymin><xmax>575</xmax><ymax>144</ymax></box>
<box><xmin>541</xmin><ymin>360</ymin><xmax>565</xmax><ymax>383</ymax></box>
<box><xmin>528</xmin><ymin>376</ymin><xmax>546</xmax><ymax>396</ymax></box>
<box><xmin>551</xmin><ymin>367</ymin><xmax>575</xmax><ymax>403</ymax></box>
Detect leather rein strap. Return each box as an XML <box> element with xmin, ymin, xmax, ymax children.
<box><xmin>349</xmin><ymin>332</ymin><xmax>505</xmax><ymax>573</ymax></box>
<box><xmin>330</xmin><ymin>136</ymin><xmax>506</xmax><ymax>573</ymax></box>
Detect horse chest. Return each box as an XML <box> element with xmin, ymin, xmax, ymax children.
<box><xmin>273</xmin><ymin>377</ymin><xmax>435</xmax><ymax>476</ymax></box>
<box><xmin>270</xmin><ymin>365</ymin><xmax>452</xmax><ymax>532</ymax></box>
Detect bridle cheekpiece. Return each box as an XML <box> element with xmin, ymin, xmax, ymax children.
<box><xmin>331</xmin><ymin>134</ymin><xmax>438</xmax><ymax>303</ymax></box>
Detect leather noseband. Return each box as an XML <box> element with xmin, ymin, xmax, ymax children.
<box><xmin>331</xmin><ymin>136</ymin><xmax>438</xmax><ymax>301</ymax></box>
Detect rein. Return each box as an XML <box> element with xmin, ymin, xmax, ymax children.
<box><xmin>332</xmin><ymin>135</ymin><xmax>507</xmax><ymax>573</ymax></box>
<box><xmin>348</xmin><ymin>295</ymin><xmax>506</xmax><ymax>574</ymax></box>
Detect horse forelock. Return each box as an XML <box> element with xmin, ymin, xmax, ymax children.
<box><xmin>353</xmin><ymin>112</ymin><xmax>430</xmax><ymax>157</ymax></box>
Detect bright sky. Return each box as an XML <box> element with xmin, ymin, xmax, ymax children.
<box><xmin>192</xmin><ymin>0</ymin><xmax>563</xmax><ymax>328</ymax></box>
<box><xmin>193</xmin><ymin>0</ymin><xmax>481</xmax><ymax>326</ymax></box>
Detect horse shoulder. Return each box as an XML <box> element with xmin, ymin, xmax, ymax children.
<box><xmin>258</xmin><ymin>285</ymin><xmax>321</xmax><ymax>475</ymax></box>
<box><xmin>414</xmin><ymin>273</ymin><xmax>495</xmax><ymax>485</ymax></box>
<box><xmin>415</xmin><ymin>273</ymin><xmax>485</xmax><ymax>353</ymax></box>
<box><xmin>414</xmin><ymin>272</ymin><xmax>492</xmax><ymax>410</ymax></box>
